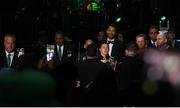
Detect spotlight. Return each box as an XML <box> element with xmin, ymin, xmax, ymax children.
<box><xmin>116</xmin><ymin>17</ymin><xmax>122</xmax><ymax>22</ymax></box>
<box><xmin>160</xmin><ymin>16</ymin><xmax>166</xmax><ymax>21</ymax></box>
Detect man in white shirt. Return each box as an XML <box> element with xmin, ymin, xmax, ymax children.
<box><xmin>147</xmin><ymin>25</ymin><xmax>158</xmax><ymax>48</ymax></box>
<box><xmin>54</xmin><ymin>31</ymin><xmax>75</xmax><ymax>65</ymax></box>
<box><xmin>0</xmin><ymin>34</ymin><xmax>24</xmax><ymax>69</ymax></box>
<box><xmin>100</xmin><ymin>24</ymin><xmax>125</xmax><ymax>61</ymax></box>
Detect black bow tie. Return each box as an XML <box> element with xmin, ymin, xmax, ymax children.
<box><xmin>108</xmin><ymin>41</ymin><xmax>114</xmax><ymax>44</ymax></box>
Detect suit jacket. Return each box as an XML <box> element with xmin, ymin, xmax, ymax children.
<box><xmin>147</xmin><ymin>39</ymin><xmax>157</xmax><ymax>48</ymax></box>
<box><xmin>100</xmin><ymin>37</ymin><xmax>125</xmax><ymax>60</ymax></box>
<box><xmin>0</xmin><ymin>50</ymin><xmax>25</xmax><ymax>70</ymax></box>
<box><xmin>54</xmin><ymin>43</ymin><xmax>75</xmax><ymax>65</ymax></box>
<box><xmin>115</xmin><ymin>56</ymin><xmax>144</xmax><ymax>91</ymax></box>
<box><xmin>76</xmin><ymin>58</ymin><xmax>106</xmax><ymax>88</ymax></box>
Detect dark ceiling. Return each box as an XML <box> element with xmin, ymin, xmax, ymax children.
<box><xmin>0</xmin><ymin>0</ymin><xmax>179</xmax><ymax>44</ymax></box>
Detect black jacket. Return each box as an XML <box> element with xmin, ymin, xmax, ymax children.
<box><xmin>0</xmin><ymin>50</ymin><xmax>25</xmax><ymax>70</ymax></box>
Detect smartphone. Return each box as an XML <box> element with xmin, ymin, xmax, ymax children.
<box><xmin>46</xmin><ymin>44</ymin><xmax>55</xmax><ymax>61</ymax></box>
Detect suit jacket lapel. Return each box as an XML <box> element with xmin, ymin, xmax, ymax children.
<box><xmin>111</xmin><ymin>40</ymin><xmax>117</xmax><ymax>57</ymax></box>
<box><xmin>2</xmin><ymin>51</ymin><xmax>8</xmax><ymax>67</ymax></box>
<box><xmin>62</xmin><ymin>44</ymin><xmax>67</xmax><ymax>61</ymax></box>
<box><xmin>11</xmin><ymin>51</ymin><xmax>18</xmax><ymax>68</ymax></box>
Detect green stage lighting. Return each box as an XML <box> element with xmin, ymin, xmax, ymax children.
<box><xmin>116</xmin><ymin>17</ymin><xmax>122</xmax><ymax>22</ymax></box>
<box><xmin>161</xmin><ymin>16</ymin><xmax>166</xmax><ymax>21</ymax></box>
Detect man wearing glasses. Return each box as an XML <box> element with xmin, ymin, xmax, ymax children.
<box><xmin>147</xmin><ymin>25</ymin><xmax>159</xmax><ymax>48</ymax></box>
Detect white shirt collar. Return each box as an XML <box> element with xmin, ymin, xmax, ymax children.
<box><xmin>5</xmin><ymin>51</ymin><xmax>15</xmax><ymax>56</ymax></box>
<box><xmin>5</xmin><ymin>51</ymin><xmax>15</xmax><ymax>67</ymax></box>
<box><xmin>151</xmin><ymin>40</ymin><xmax>157</xmax><ymax>46</ymax></box>
<box><xmin>107</xmin><ymin>38</ymin><xmax>115</xmax><ymax>42</ymax></box>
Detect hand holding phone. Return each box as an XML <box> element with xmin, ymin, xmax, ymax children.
<box><xmin>46</xmin><ymin>44</ymin><xmax>55</xmax><ymax>61</ymax></box>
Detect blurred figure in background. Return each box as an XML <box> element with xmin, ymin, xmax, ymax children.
<box><xmin>77</xmin><ymin>38</ymin><xmax>95</xmax><ymax>62</ymax></box>
<box><xmin>117</xmin><ymin>32</ymin><xmax>124</xmax><ymax>43</ymax></box>
<box><xmin>97</xmin><ymin>31</ymin><xmax>105</xmax><ymax>42</ymax></box>
<box><xmin>0</xmin><ymin>69</ymin><xmax>62</xmax><ymax>106</ymax></box>
<box><xmin>167</xmin><ymin>30</ymin><xmax>178</xmax><ymax>48</ymax></box>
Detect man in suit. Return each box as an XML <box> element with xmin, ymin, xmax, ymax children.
<box><xmin>100</xmin><ymin>24</ymin><xmax>125</xmax><ymax>61</ymax></box>
<box><xmin>147</xmin><ymin>25</ymin><xmax>159</xmax><ymax>48</ymax></box>
<box><xmin>51</xmin><ymin>31</ymin><xmax>76</xmax><ymax>103</ymax></box>
<box><xmin>0</xmin><ymin>34</ymin><xmax>25</xmax><ymax>70</ymax></box>
<box><xmin>53</xmin><ymin>31</ymin><xmax>75</xmax><ymax>65</ymax></box>
<box><xmin>156</xmin><ymin>31</ymin><xmax>170</xmax><ymax>50</ymax></box>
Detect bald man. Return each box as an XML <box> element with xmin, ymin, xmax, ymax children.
<box><xmin>156</xmin><ymin>31</ymin><xmax>170</xmax><ymax>50</ymax></box>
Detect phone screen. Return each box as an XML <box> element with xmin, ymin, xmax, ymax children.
<box><xmin>46</xmin><ymin>44</ymin><xmax>55</xmax><ymax>61</ymax></box>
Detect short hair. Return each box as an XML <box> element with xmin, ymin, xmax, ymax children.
<box><xmin>106</xmin><ymin>23</ymin><xmax>117</xmax><ymax>31</ymax></box>
<box><xmin>55</xmin><ymin>31</ymin><xmax>64</xmax><ymax>37</ymax></box>
<box><xmin>4</xmin><ymin>33</ymin><xmax>16</xmax><ymax>42</ymax></box>
<box><xmin>158</xmin><ymin>31</ymin><xmax>168</xmax><ymax>39</ymax></box>
<box><xmin>98</xmin><ymin>42</ymin><xmax>108</xmax><ymax>49</ymax></box>
<box><xmin>86</xmin><ymin>44</ymin><xmax>97</xmax><ymax>57</ymax></box>
<box><xmin>136</xmin><ymin>34</ymin><xmax>147</xmax><ymax>40</ymax></box>
<box><xmin>167</xmin><ymin>30</ymin><xmax>176</xmax><ymax>39</ymax></box>
<box><xmin>149</xmin><ymin>25</ymin><xmax>158</xmax><ymax>30</ymax></box>
<box><xmin>126</xmin><ymin>41</ymin><xmax>138</xmax><ymax>53</ymax></box>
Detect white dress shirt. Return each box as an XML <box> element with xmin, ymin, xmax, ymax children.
<box><xmin>151</xmin><ymin>40</ymin><xmax>157</xmax><ymax>47</ymax></box>
<box><xmin>57</xmin><ymin>44</ymin><xmax>64</xmax><ymax>59</ymax></box>
<box><xmin>5</xmin><ymin>51</ymin><xmax>15</xmax><ymax>67</ymax></box>
<box><xmin>107</xmin><ymin>38</ymin><xmax>115</xmax><ymax>56</ymax></box>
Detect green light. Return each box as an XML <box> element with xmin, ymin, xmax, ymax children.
<box><xmin>161</xmin><ymin>16</ymin><xmax>166</xmax><ymax>21</ymax></box>
<box><xmin>91</xmin><ymin>2</ymin><xmax>99</xmax><ymax>11</ymax></box>
<box><xmin>116</xmin><ymin>17</ymin><xmax>122</xmax><ymax>22</ymax></box>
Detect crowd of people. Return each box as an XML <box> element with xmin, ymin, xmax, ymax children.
<box><xmin>0</xmin><ymin>23</ymin><xmax>180</xmax><ymax>106</ymax></box>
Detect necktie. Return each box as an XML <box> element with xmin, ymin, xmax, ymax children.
<box><xmin>58</xmin><ymin>45</ymin><xmax>62</xmax><ymax>61</ymax></box>
<box><xmin>153</xmin><ymin>42</ymin><xmax>156</xmax><ymax>47</ymax></box>
<box><xmin>7</xmin><ymin>53</ymin><xmax>11</xmax><ymax>67</ymax></box>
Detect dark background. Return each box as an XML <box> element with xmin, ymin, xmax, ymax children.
<box><xmin>0</xmin><ymin>0</ymin><xmax>179</xmax><ymax>46</ymax></box>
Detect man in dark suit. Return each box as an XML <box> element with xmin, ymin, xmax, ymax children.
<box><xmin>53</xmin><ymin>31</ymin><xmax>75</xmax><ymax>65</ymax></box>
<box><xmin>147</xmin><ymin>25</ymin><xmax>159</xmax><ymax>48</ymax></box>
<box><xmin>50</xmin><ymin>31</ymin><xmax>76</xmax><ymax>103</ymax></box>
<box><xmin>0</xmin><ymin>34</ymin><xmax>25</xmax><ymax>70</ymax></box>
<box><xmin>100</xmin><ymin>24</ymin><xmax>125</xmax><ymax>61</ymax></box>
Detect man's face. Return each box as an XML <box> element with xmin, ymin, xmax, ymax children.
<box><xmin>99</xmin><ymin>43</ymin><xmax>109</xmax><ymax>56</ymax></box>
<box><xmin>4</xmin><ymin>36</ymin><xmax>15</xmax><ymax>53</ymax></box>
<box><xmin>136</xmin><ymin>37</ymin><xmax>146</xmax><ymax>49</ymax></box>
<box><xmin>55</xmin><ymin>34</ymin><xmax>64</xmax><ymax>45</ymax></box>
<box><xmin>106</xmin><ymin>26</ymin><xmax>116</xmax><ymax>39</ymax></box>
<box><xmin>149</xmin><ymin>28</ymin><xmax>158</xmax><ymax>41</ymax></box>
<box><xmin>97</xmin><ymin>31</ymin><xmax>105</xmax><ymax>41</ymax></box>
<box><xmin>157</xmin><ymin>34</ymin><xmax>167</xmax><ymax>47</ymax></box>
